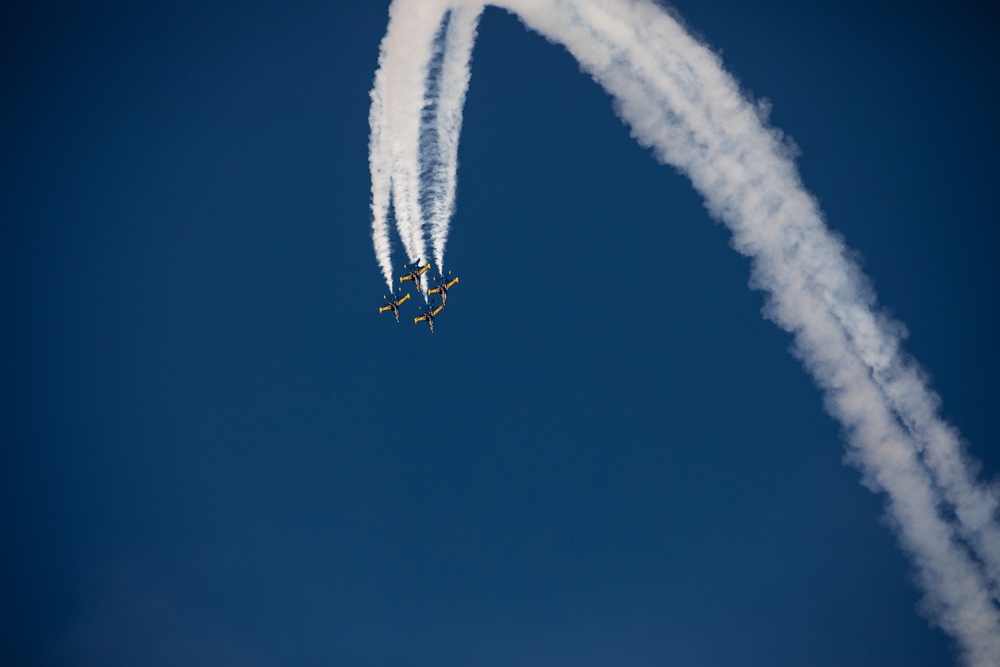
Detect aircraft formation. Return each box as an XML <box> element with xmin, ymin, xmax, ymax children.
<box><xmin>379</xmin><ymin>262</ymin><xmax>459</xmax><ymax>333</ymax></box>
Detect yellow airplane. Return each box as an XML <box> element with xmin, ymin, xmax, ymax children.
<box><xmin>414</xmin><ymin>301</ymin><xmax>445</xmax><ymax>333</ymax></box>
<box><xmin>399</xmin><ymin>262</ymin><xmax>431</xmax><ymax>292</ymax></box>
<box><xmin>378</xmin><ymin>290</ymin><xmax>411</xmax><ymax>322</ymax></box>
<box><xmin>428</xmin><ymin>271</ymin><xmax>459</xmax><ymax>305</ymax></box>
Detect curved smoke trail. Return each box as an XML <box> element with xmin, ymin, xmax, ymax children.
<box><xmin>368</xmin><ymin>1</ymin><xmax>1000</xmax><ymax>663</ymax></box>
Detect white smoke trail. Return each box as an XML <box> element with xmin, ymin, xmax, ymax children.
<box><xmin>367</xmin><ymin>38</ymin><xmax>393</xmax><ymax>289</ymax></box>
<box><xmin>492</xmin><ymin>1</ymin><xmax>1000</xmax><ymax>661</ymax></box>
<box><xmin>423</xmin><ymin>4</ymin><xmax>484</xmax><ymax>272</ymax></box>
<box><xmin>370</xmin><ymin>0</ymin><xmax>454</xmax><ymax>280</ymax></box>
<box><xmin>514</xmin><ymin>0</ymin><xmax>1000</xmax><ymax>591</ymax></box>
<box><xmin>370</xmin><ymin>2</ymin><xmax>482</xmax><ymax>285</ymax></box>
<box><xmin>370</xmin><ymin>1</ymin><xmax>1000</xmax><ymax>662</ymax></box>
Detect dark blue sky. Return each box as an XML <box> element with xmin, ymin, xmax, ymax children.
<box><xmin>3</xmin><ymin>1</ymin><xmax>998</xmax><ymax>665</ymax></box>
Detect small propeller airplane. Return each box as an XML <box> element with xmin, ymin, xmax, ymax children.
<box><xmin>428</xmin><ymin>271</ymin><xmax>459</xmax><ymax>305</ymax></box>
<box><xmin>378</xmin><ymin>289</ymin><xmax>411</xmax><ymax>322</ymax></box>
<box><xmin>399</xmin><ymin>262</ymin><xmax>431</xmax><ymax>292</ymax></box>
<box><xmin>414</xmin><ymin>300</ymin><xmax>445</xmax><ymax>333</ymax></box>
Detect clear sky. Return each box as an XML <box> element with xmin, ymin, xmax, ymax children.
<box><xmin>3</xmin><ymin>1</ymin><xmax>999</xmax><ymax>665</ymax></box>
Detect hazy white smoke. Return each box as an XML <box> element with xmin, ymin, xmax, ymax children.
<box><xmin>369</xmin><ymin>1</ymin><xmax>1000</xmax><ymax>663</ymax></box>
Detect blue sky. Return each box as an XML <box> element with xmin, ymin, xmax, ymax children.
<box><xmin>3</xmin><ymin>1</ymin><xmax>999</xmax><ymax>665</ymax></box>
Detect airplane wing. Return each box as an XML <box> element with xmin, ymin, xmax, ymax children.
<box><xmin>400</xmin><ymin>275</ymin><xmax>412</xmax><ymax>282</ymax></box>
<box><xmin>414</xmin><ymin>314</ymin><xmax>428</xmax><ymax>324</ymax></box>
<box><xmin>429</xmin><ymin>278</ymin><xmax>455</xmax><ymax>295</ymax></box>
<box><xmin>417</xmin><ymin>264</ymin><xmax>430</xmax><ymax>276</ymax></box>
<box><xmin>398</xmin><ymin>293</ymin><xmax>411</xmax><ymax>303</ymax></box>
<box><xmin>379</xmin><ymin>305</ymin><xmax>392</xmax><ymax>314</ymax></box>
<box><xmin>431</xmin><ymin>305</ymin><xmax>444</xmax><ymax>317</ymax></box>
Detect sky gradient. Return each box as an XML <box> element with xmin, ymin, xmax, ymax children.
<box><xmin>3</xmin><ymin>1</ymin><xmax>999</xmax><ymax>665</ymax></box>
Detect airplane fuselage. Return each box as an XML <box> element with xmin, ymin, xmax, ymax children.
<box><xmin>400</xmin><ymin>263</ymin><xmax>431</xmax><ymax>293</ymax></box>
<box><xmin>415</xmin><ymin>306</ymin><xmax>442</xmax><ymax>333</ymax></box>
<box><xmin>379</xmin><ymin>292</ymin><xmax>409</xmax><ymax>322</ymax></box>
<box><xmin>428</xmin><ymin>276</ymin><xmax>458</xmax><ymax>305</ymax></box>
